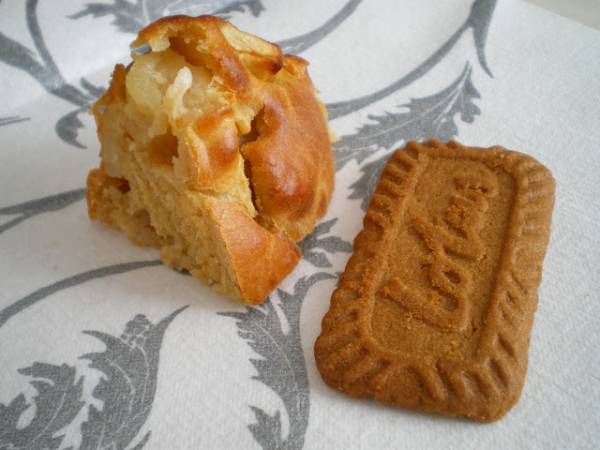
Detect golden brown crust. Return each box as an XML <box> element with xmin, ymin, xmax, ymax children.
<box><xmin>185</xmin><ymin>107</ymin><xmax>240</xmax><ymax>188</ymax></box>
<box><xmin>240</xmin><ymin>56</ymin><xmax>334</xmax><ymax>241</ymax></box>
<box><xmin>207</xmin><ymin>201</ymin><xmax>301</xmax><ymax>304</ymax></box>
<box><xmin>314</xmin><ymin>140</ymin><xmax>555</xmax><ymax>422</ymax></box>
<box><xmin>87</xmin><ymin>15</ymin><xmax>333</xmax><ymax>304</ymax></box>
<box><xmin>131</xmin><ymin>15</ymin><xmax>333</xmax><ymax>240</ymax></box>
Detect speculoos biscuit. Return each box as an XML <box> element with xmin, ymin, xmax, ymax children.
<box><xmin>315</xmin><ymin>140</ymin><xmax>555</xmax><ymax>422</ymax></box>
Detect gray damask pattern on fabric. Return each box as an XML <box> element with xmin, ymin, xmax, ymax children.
<box><xmin>0</xmin><ymin>363</ymin><xmax>85</xmax><ymax>450</ymax></box>
<box><xmin>338</xmin><ymin>63</ymin><xmax>483</xmax><ymax>210</ymax></box>
<box><xmin>219</xmin><ymin>273</ymin><xmax>335</xmax><ymax>450</ymax></box>
<box><xmin>71</xmin><ymin>0</ymin><xmax>363</xmax><ymax>55</ymax></box>
<box><xmin>70</xmin><ymin>0</ymin><xmax>267</xmax><ymax>31</ymax></box>
<box><xmin>0</xmin><ymin>1</ymin><xmax>497</xmax><ymax>449</ymax></box>
<box><xmin>326</xmin><ymin>0</ymin><xmax>496</xmax><ymax>119</ymax></box>
<box><xmin>331</xmin><ymin>0</ymin><xmax>496</xmax><ymax>213</ymax></box>
<box><xmin>0</xmin><ymin>188</ymin><xmax>86</xmax><ymax>235</ymax></box>
<box><xmin>0</xmin><ymin>260</ymin><xmax>162</xmax><ymax>329</ymax></box>
<box><xmin>299</xmin><ymin>219</ymin><xmax>353</xmax><ymax>269</ymax></box>
<box><xmin>0</xmin><ymin>116</ymin><xmax>29</xmax><ymax>127</ymax></box>
<box><xmin>275</xmin><ymin>0</ymin><xmax>361</xmax><ymax>54</ymax></box>
<box><xmin>0</xmin><ymin>307</ymin><xmax>186</xmax><ymax>450</ymax></box>
<box><xmin>0</xmin><ymin>0</ymin><xmax>102</xmax><ymax>148</ymax></box>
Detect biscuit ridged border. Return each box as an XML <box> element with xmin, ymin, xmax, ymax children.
<box><xmin>314</xmin><ymin>140</ymin><xmax>555</xmax><ymax>421</ymax></box>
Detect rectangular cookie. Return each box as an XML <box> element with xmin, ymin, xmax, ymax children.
<box><xmin>315</xmin><ymin>140</ymin><xmax>555</xmax><ymax>422</ymax></box>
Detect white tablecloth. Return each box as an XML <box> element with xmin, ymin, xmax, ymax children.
<box><xmin>1</xmin><ymin>0</ymin><xmax>599</xmax><ymax>448</ymax></box>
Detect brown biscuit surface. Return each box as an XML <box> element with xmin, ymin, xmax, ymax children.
<box><xmin>314</xmin><ymin>140</ymin><xmax>555</xmax><ymax>422</ymax></box>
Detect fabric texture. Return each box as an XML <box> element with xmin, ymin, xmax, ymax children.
<box><xmin>1</xmin><ymin>0</ymin><xmax>599</xmax><ymax>449</ymax></box>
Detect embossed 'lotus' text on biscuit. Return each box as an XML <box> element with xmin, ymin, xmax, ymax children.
<box><xmin>375</xmin><ymin>158</ymin><xmax>513</xmax><ymax>360</ymax></box>
<box><xmin>380</xmin><ymin>164</ymin><xmax>500</xmax><ymax>334</ymax></box>
<box><xmin>315</xmin><ymin>141</ymin><xmax>555</xmax><ymax>422</ymax></box>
